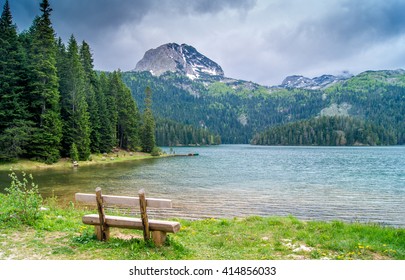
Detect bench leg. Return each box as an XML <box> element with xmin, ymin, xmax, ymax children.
<box><xmin>95</xmin><ymin>225</ymin><xmax>110</xmax><ymax>241</ymax></box>
<box><xmin>152</xmin><ymin>231</ymin><xmax>167</xmax><ymax>246</ymax></box>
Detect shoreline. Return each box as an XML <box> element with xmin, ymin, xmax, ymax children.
<box><xmin>0</xmin><ymin>150</ymin><xmax>172</xmax><ymax>171</ymax></box>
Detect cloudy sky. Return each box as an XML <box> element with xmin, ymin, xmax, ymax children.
<box><xmin>7</xmin><ymin>0</ymin><xmax>405</xmax><ymax>85</ymax></box>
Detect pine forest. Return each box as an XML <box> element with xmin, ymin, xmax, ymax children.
<box><xmin>0</xmin><ymin>0</ymin><xmax>151</xmax><ymax>163</ymax></box>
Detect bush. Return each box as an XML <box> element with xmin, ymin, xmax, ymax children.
<box><xmin>150</xmin><ymin>146</ymin><xmax>162</xmax><ymax>156</ymax></box>
<box><xmin>0</xmin><ymin>171</ymin><xmax>43</xmax><ymax>226</ymax></box>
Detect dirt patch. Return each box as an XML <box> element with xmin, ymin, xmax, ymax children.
<box><xmin>114</xmin><ymin>232</ymin><xmax>142</xmax><ymax>241</ymax></box>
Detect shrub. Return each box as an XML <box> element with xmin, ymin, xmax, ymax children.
<box><xmin>0</xmin><ymin>171</ymin><xmax>43</xmax><ymax>226</ymax></box>
<box><xmin>151</xmin><ymin>146</ymin><xmax>162</xmax><ymax>156</ymax></box>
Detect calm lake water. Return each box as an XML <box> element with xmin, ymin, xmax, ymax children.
<box><xmin>1</xmin><ymin>145</ymin><xmax>404</xmax><ymax>227</ymax></box>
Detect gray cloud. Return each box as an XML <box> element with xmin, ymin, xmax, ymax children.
<box><xmin>255</xmin><ymin>0</ymin><xmax>405</xmax><ymax>82</ymax></box>
<box><xmin>166</xmin><ymin>0</ymin><xmax>256</xmax><ymax>14</ymax></box>
<box><xmin>7</xmin><ymin>0</ymin><xmax>405</xmax><ymax>85</ymax></box>
<box><xmin>53</xmin><ymin>0</ymin><xmax>256</xmax><ymax>41</ymax></box>
<box><xmin>302</xmin><ymin>0</ymin><xmax>405</xmax><ymax>52</ymax></box>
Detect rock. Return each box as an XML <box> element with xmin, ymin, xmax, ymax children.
<box><xmin>280</xmin><ymin>73</ymin><xmax>352</xmax><ymax>90</ymax></box>
<box><xmin>292</xmin><ymin>245</ymin><xmax>313</xmax><ymax>252</ymax></box>
<box><xmin>134</xmin><ymin>43</ymin><xmax>224</xmax><ymax>80</ymax></box>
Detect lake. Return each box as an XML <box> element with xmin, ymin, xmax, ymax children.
<box><xmin>0</xmin><ymin>145</ymin><xmax>404</xmax><ymax>227</ymax></box>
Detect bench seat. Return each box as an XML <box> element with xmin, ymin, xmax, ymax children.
<box><xmin>82</xmin><ymin>214</ymin><xmax>181</xmax><ymax>233</ymax></box>
<box><xmin>76</xmin><ymin>188</ymin><xmax>180</xmax><ymax>245</ymax></box>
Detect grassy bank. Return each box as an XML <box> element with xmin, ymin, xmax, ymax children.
<box><xmin>0</xmin><ymin>199</ymin><xmax>403</xmax><ymax>260</ymax></box>
<box><xmin>0</xmin><ymin>150</ymin><xmax>167</xmax><ymax>171</ymax></box>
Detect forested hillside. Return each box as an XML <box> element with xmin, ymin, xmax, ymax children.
<box><xmin>251</xmin><ymin>116</ymin><xmax>397</xmax><ymax>146</ymax></box>
<box><xmin>122</xmin><ymin>72</ymin><xmax>325</xmax><ymax>143</ymax></box>
<box><xmin>122</xmin><ymin>70</ymin><xmax>405</xmax><ymax>146</ymax></box>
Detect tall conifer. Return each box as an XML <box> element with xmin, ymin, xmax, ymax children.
<box><xmin>80</xmin><ymin>41</ymin><xmax>101</xmax><ymax>153</ymax></box>
<box><xmin>26</xmin><ymin>0</ymin><xmax>62</xmax><ymax>163</ymax></box>
<box><xmin>59</xmin><ymin>35</ymin><xmax>91</xmax><ymax>160</ymax></box>
<box><xmin>0</xmin><ymin>0</ymin><xmax>31</xmax><ymax>161</ymax></box>
<box><xmin>113</xmin><ymin>71</ymin><xmax>140</xmax><ymax>150</ymax></box>
<box><xmin>141</xmin><ymin>86</ymin><xmax>156</xmax><ymax>153</ymax></box>
<box><xmin>97</xmin><ymin>72</ymin><xmax>115</xmax><ymax>152</ymax></box>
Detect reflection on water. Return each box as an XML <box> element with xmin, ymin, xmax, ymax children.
<box><xmin>1</xmin><ymin>145</ymin><xmax>404</xmax><ymax>226</ymax></box>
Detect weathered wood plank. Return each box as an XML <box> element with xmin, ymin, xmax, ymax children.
<box><xmin>152</xmin><ymin>231</ymin><xmax>167</xmax><ymax>246</ymax></box>
<box><xmin>75</xmin><ymin>193</ymin><xmax>172</xmax><ymax>208</ymax></box>
<box><xmin>138</xmin><ymin>189</ymin><xmax>150</xmax><ymax>241</ymax></box>
<box><xmin>82</xmin><ymin>214</ymin><xmax>181</xmax><ymax>233</ymax></box>
<box><xmin>95</xmin><ymin>188</ymin><xmax>109</xmax><ymax>241</ymax></box>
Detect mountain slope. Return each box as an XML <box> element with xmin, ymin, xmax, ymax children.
<box><xmin>134</xmin><ymin>43</ymin><xmax>224</xmax><ymax>80</ymax></box>
<box><xmin>122</xmin><ymin>69</ymin><xmax>405</xmax><ymax>145</ymax></box>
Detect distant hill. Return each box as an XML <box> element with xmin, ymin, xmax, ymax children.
<box><xmin>125</xmin><ymin>43</ymin><xmax>405</xmax><ymax>145</ymax></box>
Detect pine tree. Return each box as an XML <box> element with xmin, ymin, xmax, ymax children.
<box><xmin>58</xmin><ymin>35</ymin><xmax>91</xmax><ymax>160</ymax></box>
<box><xmin>97</xmin><ymin>72</ymin><xmax>116</xmax><ymax>152</ymax></box>
<box><xmin>25</xmin><ymin>0</ymin><xmax>62</xmax><ymax>163</ymax></box>
<box><xmin>113</xmin><ymin>71</ymin><xmax>140</xmax><ymax>150</ymax></box>
<box><xmin>0</xmin><ymin>0</ymin><xmax>32</xmax><ymax>161</ymax></box>
<box><xmin>80</xmin><ymin>41</ymin><xmax>101</xmax><ymax>153</ymax></box>
<box><xmin>69</xmin><ymin>143</ymin><xmax>79</xmax><ymax>162</ymax></box>
<box><xmin>141</xmin><ymin>86</ymin><xmax>156</xmax><ymax>153</ymax></box>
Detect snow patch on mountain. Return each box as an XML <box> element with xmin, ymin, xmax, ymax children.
<box><xmin>134</xmin><ymin>43</ymin><xmax>224</xmax><ymax>80</ymax></box>
<box><xmin>280</xmin><ymin>72</ymin><xmax>353</xmax><ymax>90</ymax></box>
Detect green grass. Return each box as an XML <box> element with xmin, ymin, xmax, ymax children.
<box><xmin>0</xmin><ymin>150</ymin><xmax>173</xmax><ymax>171</ymax></box>
<box><xmin>0</xmin><ymin>200</ymin><xmax>403</xmax><ymax>260</ymax></box>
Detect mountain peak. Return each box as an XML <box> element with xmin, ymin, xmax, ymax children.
<box><xmin>134</xmin><ymin>43</ymin><xmax>224</xmax><ymax>80</ymax></box>
<box><xmin>280</xmin><ymin>72</ymin><xmax>353</xmax><ymax>89</ymax></box>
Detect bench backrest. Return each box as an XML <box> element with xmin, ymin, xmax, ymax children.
<box><xmin>75</xmin><ymin>193</ymin><xmax>172</xmax><ymax>209</ymax></box>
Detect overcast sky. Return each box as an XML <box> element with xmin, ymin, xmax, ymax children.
<box><xmin>7</xmin><ymin>0</ymin><xmax>405</xmax><ymax>85</ymax></box>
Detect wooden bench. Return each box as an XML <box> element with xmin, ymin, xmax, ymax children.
<box><xmin>75</xmin><ymin>188</ymin><xmax>180</xmax><ymax>246</ymax></box>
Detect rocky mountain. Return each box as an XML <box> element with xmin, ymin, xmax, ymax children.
<box><xmin>280</xmin><ymin>72</ymin><xmax>353</xmax><ymax>89</ymax></box>
<box><xmin>134</xmin><ymin>43</ymin><xmax>224</xmax><ymax>80</ymax></box>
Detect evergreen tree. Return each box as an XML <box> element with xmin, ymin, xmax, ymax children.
<box><xmin>58</xmin><ymin>35</ymin><xmax>91</xmax><ymax>160</ymax></box>
<box><xmin>0</xmin><ymin>0</ymin><xmax>32</xmax><ymax>161</ymax></box>
<box><xmin>69</xmin><ymin>143</ymin><xmax>79</xmax><ymax>162</ymax></box>
<box><xmin>105</xmin><ymin>72</ymin><xmax>120</xmax><ymax>147</ymax></box>
<box><xmin>25</xmin><ymin>0</ymin><xmax>62</xmax><ymax>163</ymax></box>
<box><xmin>97</xmin><ymin>72</ymin><xmax>116</xmax><ymax>152</ymax></box>
<box><xmin>112</xmin><ymin>71</ymin><xmax>141</xmax><ymax>150</ymax></box>
<box><xmin>141</xmin><ymin>86</ymin><xmax>156</xmax><ymax>153</ymax></box>
<box><xmin>80</xmin><ymin>41</ymin><xmax>101</xmax><ymax>153</ymax></box>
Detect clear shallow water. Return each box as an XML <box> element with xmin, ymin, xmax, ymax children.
<box><xmin>1</xmin><ymin>145</ymin><xmax>404</xmax><ymax>226</ymax></box>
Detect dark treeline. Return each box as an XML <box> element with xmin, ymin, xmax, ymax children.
<box><xmin>251</xmin><ymin>116</ymin><xmax>397</xmax><ymax>146</ymax></box>
<box><xmin>0</xmin><ymin>0</ymin><xmax>151</xmax><ymax>163</ymax></box>
<box><xmin>156</xmin><ymin>119</ymin><xmax>221</xmax><ymax>147</ymax></box>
